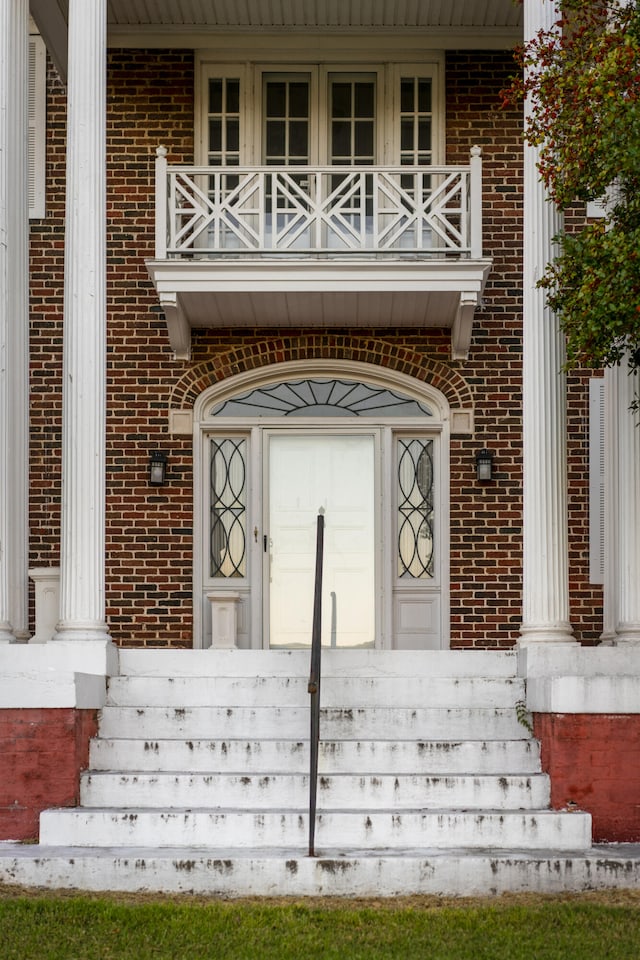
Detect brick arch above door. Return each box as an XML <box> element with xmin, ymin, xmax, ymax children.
<box><xmin>168</xmin><ymin>336</ymin><xmax>474</xmax><ymax>422</ymax></box>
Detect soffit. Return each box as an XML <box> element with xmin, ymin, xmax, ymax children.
<box><xmin>145</xmin><ymin>258</ymin><xmax>492</xmax><ymax>362</ymax></box>
<box><xmin>39</xmin><ymin>0</ymin><xmax>522</xmax><ymax>33</ymax></box>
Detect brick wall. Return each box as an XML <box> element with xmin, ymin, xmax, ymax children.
<box><xmin>27</xmin><ymin>48</ymin><xmax>604</xmax><ymax>648</ymax></box>
<box><xmin>535</xmin><ymin>714</ymin><xmax>640</xmax><ymax>842</ymax></box>
<box><xmin>0</xmin><ymin>709</ymin><xmax>98</xmax><ymax>841</ymax></box>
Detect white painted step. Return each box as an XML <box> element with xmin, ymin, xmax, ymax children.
<box><xmin>79</xmin><ymin>771</ymin><xmax>550</xmax><ymax>811</ymax></box>
<box><xmin>97</xmin><ymin>705</ymin><xmax>529</xmax><ymax>740</ymax></box>
<box><xmin>2</xmin><ymin>844</ymin><xmax>639</xmax><ymax>898</ymax></box>
<box><xmin>106</xmin><ymin>675</ymin><xmax>524</xmax><ymax>709</ymax></box>
<box><xmin>117</xmin><ymin>648</ymin><xmax>518</xmax><ymax>679</ymax></box>
<box><xmin>89</xmin><ymin>737</ymin><xmax>542</xmax><ymax>775</ymax></box>
<box><xmin>39</xmin><ymin>807</ymin><xmax>591</xmax><ymax>851</ymax></box>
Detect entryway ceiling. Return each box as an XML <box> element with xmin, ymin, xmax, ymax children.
<box><xmin>44</xmin><ymin>1</ymin><xmax>522</xmax><ymax>31</ymax></box>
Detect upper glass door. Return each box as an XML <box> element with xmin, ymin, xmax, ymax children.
<box><xmin>267</xmin><ymin>433</ymin><xmax>375</xmax><ymax>649</ymax></box>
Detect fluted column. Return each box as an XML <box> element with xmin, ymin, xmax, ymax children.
<box><xmin>610</xmin><ymin>365</ymin><xmax>640</xmax><ymax>643</ymax></box>
<box><xmin>601</xmin><ymin>366</ymin><xmax>619</xmax><ymax>642</ymax></box>
<box><xmin>55</xmin><ymin>0</ymin><xmax>110</xmax><ymax>642</ymax></box>
<box><xmin>519</xmin><ymin>0</ymin><xmax>574</xmax><ymax>645</ymax></box>
<box><xmin>0</xmin><ymin>0</ymin><xmax>29</xmax><ymax>643</ymax></box>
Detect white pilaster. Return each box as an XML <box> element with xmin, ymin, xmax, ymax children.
<box><xmin>55</xmin><ymin>0</ymin><xmax>110</xmax><ymax>643</ymax></box>
<box><xmin>0</xmin><ymin>0</ymin><xmax>30</xmax><ymax>643</ymax></box>
<box><xmin>610</xmin><ymin>365</ymin><xmax>640</xmax><ymax>643</ymax></box>
<box><xmin>519</xmin><ymin>0</ymin><xmax>574</xmax><ymax>646</ymax></box>
<box><xmin>601</xmin><ymin>366</ymin><xmax>619</xmax><ymax>642</ymax></box>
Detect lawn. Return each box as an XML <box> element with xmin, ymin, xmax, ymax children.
<box><xmin>1</xmin><ymin>887</ymin><xmax>639</xmax><ymax>960</ymax></box>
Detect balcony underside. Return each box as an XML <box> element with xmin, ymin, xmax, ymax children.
<box><xmin>146</xmin><ymin>258</ymin><xmax>492</xmax><ymax>361</ymax></box>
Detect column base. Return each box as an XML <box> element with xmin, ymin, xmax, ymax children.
<box><xmin>53</xmin><ymin>621</ymin><xmax>111</xmax><ymax>644</ymax></box>
<box><xmin>518</xmin><ymin>622</ymin><xmax>576</xmax><ymax>648</ymax></box>
<box><xmin>0</xmin><ymin>622</ymin><xmax>16</xmax><ymax>644</ymax></box>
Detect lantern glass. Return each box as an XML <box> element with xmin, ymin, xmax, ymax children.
<box><xmin>149</xmin><ymin>451</ymin><xmax>167</xmax><ymax>486</ymax></box>
<box><xmin>476</xmin><ymin>449</ymin><xmax>493</xmax><ymax>482</ymax></box>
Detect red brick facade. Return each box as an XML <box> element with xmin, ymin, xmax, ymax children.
<box><xmin>0</xmin><ymin>708</ymin><xmax>97</xmax><ymax>840</ymax></box>
<box><xmin>535</xmin><ymin>714</ymin><xmax>640</xmax><ymax>842</ymax></box>
<box><xmin>26</xmin><ymin>49</ymin><xmax>604</xmax><ymax>649</ymax></box>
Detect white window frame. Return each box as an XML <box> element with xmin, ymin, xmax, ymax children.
<box><xmin>29</xmin><ymin>34</ymin><xmax>46</xmax><ymax>219</ymax></box>
<box><xmin>196</xmin><ymin>49</ymin><xmax>445</xmax><ymax>167</ymax></box>
<box><xmin>197</xmin><ymin>63</ymin><xmax>250</xmax><ymax>165</ymax></box>
<box><xmin>390</xmin><ymin>63</ymin><xmax>443</xmax><ymax>166</ymax></box>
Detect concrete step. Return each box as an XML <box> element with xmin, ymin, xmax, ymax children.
<box><xmin>2</xmin><ymin>843</ymin><xmax>638</xmax><ymax>897</ymax></box>
<box><xmin>79</xmin><ymin>771</ymin><xmax>550</xmax><ymax>811</ymax></box>
<box><xmin>39</xmin><ymin>807</ymin><xmax>591</xmax><ymax>851</ymax></box>
<box><xmin>117</xmin><ymin>648</ymin><xmax>518</xmax><ymax>679</ymax></box>
<box><xmin>3</xmin><ymin>842</ymin><xmax>639</xmax><ymax>897</ymax></box>
<box><xmin>106</xmin><ymin>675</ymin><xmax>524</xmax><ymax>709</ymax></box>
<box><xmin>88</xmin><ymin>737</ymin><xmax>542</xmax><ymax>775</ymax></box>
<box><xmin>97</xmin><ymin>706</ymin><xmax>529</xmax><ymax>741</ymax></box>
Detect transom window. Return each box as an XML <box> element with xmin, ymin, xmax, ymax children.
<box><xmin>208</xmin><ymin>378</ymin><xmax>434</xmax><ymax>418</ymax></box>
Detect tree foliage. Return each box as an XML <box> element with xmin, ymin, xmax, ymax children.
<box><xmin>505</xmin><ymin>0</ymin><xmax>640</xmax><ymax>375</ymax></box>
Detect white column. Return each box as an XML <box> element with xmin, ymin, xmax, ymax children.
<box><xmin>610</xmin><ymin>365</ymin><xmax>640</xmax><ymax>643</ymax></box>
<box><xmin>0</xmin><ymin>0</ymin><xmax>29</xmax><ymax>643</ymax></box>
<box><xmin>519</xmin><ymin>0</ymin><xmax>574</xmax><ymax>646</ymax></box>
<box><xmin>601</xmin><ymin>366</ymin><xmax>619</xmax><ymax>642</ymax></box>
<box><xmin>55</xmin><ymin>0</ymin><xmax>110</xmax><ymax>642</ymax></box>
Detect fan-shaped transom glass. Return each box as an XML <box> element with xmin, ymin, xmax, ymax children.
<box><xmin>208</xmin><ymin>378</ymin><xmax>434</xmax><ymax>418</ymax></box>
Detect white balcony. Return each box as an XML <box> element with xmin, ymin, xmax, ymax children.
<box><xmin>146</xmin><ymin>147</ymin><xmax>491</xmax><ymax>360</ymax></box>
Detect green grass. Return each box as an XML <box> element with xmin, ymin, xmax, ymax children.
<box><xmin>1</xmin><ymin>888</ymin><xmax>639</xmax><ymax>960</ymax></box>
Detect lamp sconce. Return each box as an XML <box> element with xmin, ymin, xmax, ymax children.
<box><xmin>149</xmin><ymin>450</ymin><xmax>168</xmax><ymax>486</ymax></box>
<box><xmin>475</xmin><ymin>448</ymin><xmax>494</xmax><ymax>483</ymax></box>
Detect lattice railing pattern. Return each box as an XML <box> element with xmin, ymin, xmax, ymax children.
<box><xmin>154</xmin><ymin>152</ymin><xmax>483</xmax><ymax>259</ymax></box>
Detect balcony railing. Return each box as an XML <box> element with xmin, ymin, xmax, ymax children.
<box><xmin>154</xmin><ymin>146</ymin><xmax>483</xmax><ymax>260</ymax></box>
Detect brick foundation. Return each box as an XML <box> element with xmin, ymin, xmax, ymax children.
<box><xmin>534</xmin><ymin>713</ymin><xmax>640</xmax><ymax>842</ymax></box>
<box><xmin>0</xmin><ymin>708</ymin><xmax>98</xmax><ymax>841</ymax></box>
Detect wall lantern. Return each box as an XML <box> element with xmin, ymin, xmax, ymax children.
<box><xmin>475</xmin><ymin>448</ymin><xmax>494</xmax><ymax>483</ymax></box>
<box><xmin>149</xmin><ymin>450</ymin><xmax>168</xmax><ymax>486</ymax></box>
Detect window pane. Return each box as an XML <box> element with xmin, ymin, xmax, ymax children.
<box><xmin>266</xmin><ymin>81</ymin><xmax>286</xmax><ymax>117</ymax></box>
<box><xmin>401</xmin><ymin>118</ymin><xmax>414</xmax><ymax>153</ymax></box>
<box><xmin>332</xmin><ymin>82</ymin><xmax>351</xmax><ymax>119</ymax></box>
<box><xmin>331</xmin><ymin>121</ymin><xmax>351</xmax><ymax>160</ymax></box>
<box><xmin>209</xmin><ymin>378</ymin><xmax>434</xmax><ymax>418</ymax></box>
<box><xmin>227</xmin><ymin>119</ymin><xmax>239</xmax><ymax>152</ymax></box>
<box><xmin>210</xmin><ymin>438</ymin><xmax>247</xmax><ymax>579</ymax></box>
<box><xmin>226</xmin><ymin>79</ymin><xmax>240</xmax><ymax>114</ymax></box>
<box><xmin>355</xmin><ymin>121</ymin><xmax>374</xmax><ymax>159</ymax></box>
<box><xmin>397</xmin><ymin>438</ymin><xmax>434</xmax><ymax>579</ymax></box>
<box><xmin>266</xmin><ymin>121</ymin><xmax>286</xmax><ymax>158</ymax></box>
<box><xmin>418</xmin><ymin>79</ymin><xmax>432</xmax><ymax>113</ymax></box>
<box><xmin>289</xmin><ymin>82</ymin><xmax>309</xmax><ymax>118</ymax></box>
<box><xmin>209</xmin><ymin>78</ymin><xmax>222</xmax><ymax>114</ymax></box>
<box><xmin>355</xmin><ymin>82</ymin><xmax>374</xmax><ymax>118</ymax></box>
<box><xmin>209</xmin><ymin>119</ymin><xmax>222</xmax><ymax>153</ymax></box>
<box><xmin>400</xmin><ymin>78</ymin><xmax>414</xmax><ymax>114</ymax></box>
<box><xmin>289</xmin><ymin>120</ymin><xmax>309</xmax><ymax>160</ymax></box>
<box><xmin>418</xmin><ymin>119</ymin><xmax>431</xmax><ymax>152</ymax></box>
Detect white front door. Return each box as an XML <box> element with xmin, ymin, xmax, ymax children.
<box><xmin>267</xmin><ymin>433</ymin><xmax>376</xmax><ymax>649</ymax></box>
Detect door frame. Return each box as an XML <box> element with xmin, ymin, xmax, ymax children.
<box><xmin>192</xmin><ymin>359</ymin><xmax>451</xmax><ymax>650</ymax></box>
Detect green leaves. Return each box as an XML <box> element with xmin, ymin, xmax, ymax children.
<box><xmin>504</xmin><ymin>0</ymin><xmax>640</xmax><ymax>379</ymax></box>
